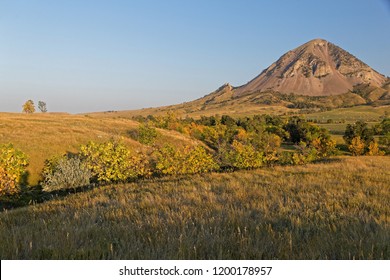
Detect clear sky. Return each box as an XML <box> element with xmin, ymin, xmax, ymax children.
<box><xmin>0</xmin><ymin>0</ymin><xmax>389</xmax><ymax>113</ymax></box>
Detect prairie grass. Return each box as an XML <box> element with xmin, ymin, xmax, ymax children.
<box><xmin>305</xmin><ymin>105</ymin><xmax>389</xmax><ymax>123</ymax></box>
<box><xmin>0</xmin><ymin>113</ymin><xmax>198</xmax><ymax>185</ymax></box>
<box><xmin>0</xmin><ymin>156</ymin><xmax>388</xmax><ymax>259</ymax></box>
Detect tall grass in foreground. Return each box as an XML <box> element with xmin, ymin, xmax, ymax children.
<box><xmin>0</xmin><ymin>156</ymin><xmax>389</xmax><ymax>259</ymax></box>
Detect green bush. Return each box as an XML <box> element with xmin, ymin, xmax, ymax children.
<box><xmin>0</xmin><ymin>144</ymin><xmax>28</xmax><ymax>196</ymax></box>
<box><xmin>379</xmin><ymin>132</ymin><xmax>390</xmax><ymax>154</ymax></box>
<box><xmin>344</xmin><ymin>121</ymin><xmax>374</xmax><ymax>146</ymax></box>
<box><xmin>41</xmin><ymin>156</ymin><xmax>92</xmax><ymax>192</ymax></box>
<box><xmin>137</xmin><ymin>123</ymin><xmax>158</xmax><ymax>145</ymax></box>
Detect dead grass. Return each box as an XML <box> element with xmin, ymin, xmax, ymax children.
<box><xmin>0</xmin><ymin>113</ymin><xmax>198</xmax><ymax>185</ymax></box>
<box><xmin>0</xmin><ymin>156</ymin><xmax>388</xmax><ymax>259</ymax></box>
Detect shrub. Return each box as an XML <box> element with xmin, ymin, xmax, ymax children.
<box><xmin>80</xmin><ymin>140</ymin><xmax>129</xmax><ymax>183</ymax></box>
<box><xmin>154</xmin><ymin>145</ymin><xmax>218</xmax><ymax>175</ymax></box>
<box><xmin>379</xmin><ymin>132</ymin><xmax>390</xmax><ymax>154</ymax></box>
<box><xmin>0</xmin><ymin>144</ymin><xmax>28</xmax><ymax>196</ymax></box>
<box><xmin>344</xmin><ymin>121</ymin><xmax>374</xmax><ymax>146</ymax></box>
<box><xmin>311</xmin><ymin>134</ymin><xmax>337</xmax><ymax>158</ymax></box>
<box><xmin>0</xmin><ymin>166</ymin><xmax>17</xmax><ymax>196</ymax></box>
<box><xmin>183</xmin><ymin>146</ymin><xmax>219</xmax><ymax>174</ymax></box>
<box><xmin>41</xmin><ymin>156</ymin><xmax>92</xmax><ymax>192</ymax></box>
<box><xmin>348</xmin><ymin>136</ymin><xmax>365</xmax><ymax>156</ymax></box>
<box><xmin>366</xmin><ymin>141</ymin><xmax>384</xmax><ymax>156</ymax></box>
<box><xmin>226</xmin><ymin>140</ymin><xmax>264</xmax><ymax>170</ymax></box>
<box><xmin>137</xmin><ymin>123</ymin><xmax>158</xmax><ymax>145</ymax></box>
<box><xmin>80</xmin><ymin>140</ymin><xmax>150</xmax><ymax>183</ymax></box>
<box><xmin>154</xmin><ymin>144</ymin><xmax>183</xmax><ymax>175</ymax></box>
<box><xmin>127</xmin><ymin>152</ymin><xmax>152</xmax><ymax>178</ymax></box>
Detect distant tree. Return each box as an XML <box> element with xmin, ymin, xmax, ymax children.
<box><xmin>343</xmin><ymin>121</ymin><xmax>374</xmax><ymax>146</ymax></box>
<box><xmin>348</xmin><ymin>136</ymin><xmax>365</xmax><ymax>156</ymax></box>
<box><xmin>22</xmin><ymin>100</ymin><xmax>35</xmax><ymax>114</ymax></box>
<box><xmin>38</xmin><ymin>101</ymin><xmax>47</xmax><ymax>113</ymax></box>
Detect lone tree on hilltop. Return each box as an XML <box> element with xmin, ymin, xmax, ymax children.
<box><xmin>22</xmin><ymin>100</ymin><xmax>35</xmax><ymax>114</ymax></box>
<box><xmin>38</xmin><ymin>101</ymin><xmax>47</xmax><ymax>113</ymax></box>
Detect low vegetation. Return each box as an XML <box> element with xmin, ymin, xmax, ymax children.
<box><xmin>0</xmin><ymin>109</ymin><xmax>389</xmax><ymax>260</ymax></box>
<box><xmin>0</xmin><ymin>144</ymin><xmax>28</xmax><ymax>196</ymax></box>
<box><xmin>0</xmin><ymin>156</ymin><xmax>388</xmax><ymax>259</ymax></box>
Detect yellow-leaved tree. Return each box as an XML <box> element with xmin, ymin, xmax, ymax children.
<box><xmin>22</xmin><ymin>100</ymin><xmax>35</xmax><ymax>114</ymax></box>
<box><xmin>349</xmin><ymin>136</ymin><xmax>365</xmax><ymax>156</ymax></box>
<box><xmin>0</xmin><ymin>144</ymin><xmax>29</xmax><ymax>196</ymax></box>
<box><xmin>80</xmin><ymin>140</ymin><xmax>150</xmax><ymax>184</ymax></box>
<box><xmin>154</xmin><ymin>144</ymin><xmax>218</xmax><ymax>175</ymax></box>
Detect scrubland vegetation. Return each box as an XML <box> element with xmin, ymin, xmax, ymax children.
<box><xmin>0</xmin><ymin>156</ymin><xmax>389</xmax><ymax>259</ymax></box>
<box><xmin>0</xmin><ymin>110</ymin><xmax>389</xmax><ymax>259</ymax></box>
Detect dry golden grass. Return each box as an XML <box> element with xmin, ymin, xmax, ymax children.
<box><xmin>0</xmin><ymin>156</ymin><xmax>388</xmax><ymax>259</ymax></box>
<box><xmin>0</xmin><ymin>113</ymin><xmax>198</xmax><ymax>185</ymax></box>
<box><xmin>89</xmin><ymin>102</ymin><xmax>295</xmax><ymax>119</ymax></box>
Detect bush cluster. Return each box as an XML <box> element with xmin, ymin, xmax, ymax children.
<box><xmin>41</xmin><ymin>156</ymin><xmax>92</xmax><ymax>192</ymax></box>
<box><xmin>80</xmin><ymin>140</ymin><xmax>151</xmax><ymax>183</ymax></box>
<box><xmin>2</xmin><ymin>114</ymin><xmax>388</xmax><ymax>197</ymax></box>
<box><xmin>0</xmin><ymin>144</ymin><xmax>28</xmax><ymax>196</ymax></box>
<box><xmin>344</xmin><ymin>120</ymin><xmax>386</xmax><ymax>156</ymax></box>
<box><xmin>154</xmin><ymin>145</ymin><xmax>218</xmax><ymax>175</ymax></box>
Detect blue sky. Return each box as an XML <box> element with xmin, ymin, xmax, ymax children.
<box><xmin>0</xmin><ymin>0</ymin><xmax>389</xmax><ymax>113</ymax></box>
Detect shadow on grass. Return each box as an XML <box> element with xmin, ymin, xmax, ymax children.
<box><xmin>0</xmin><ymin>184</ymin><xmax>98</xmax><ymax>212</ymax></box>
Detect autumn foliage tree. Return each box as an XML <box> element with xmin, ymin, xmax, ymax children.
<box><xmin>22</xmin><ymin>100</ymin><xmax>35</xmax><ymax>114</ymax></box>
<box><xmin>348</xmin><ymin>136</ymin><xmax>365</xmax><ymax>156</ymax></box>
<box><xmin>80</xmin><ymin>140</ymin><xmax>150</xmax><ymax>184</ymax></box>
<box><xmin>154</xmin><ymin>145</ymin><xmax>218</xmax><ymax>175</ymax></box>
<box><xmin>0</xmin><ymin>144</ymin><xmax>29</xmax><ymax>196</ymax></box>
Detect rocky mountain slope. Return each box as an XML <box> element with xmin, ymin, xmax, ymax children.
<box><xmin>234</xmin><ymin>39</ymin><xmax>386</xmax><ymax>96</ymax></box>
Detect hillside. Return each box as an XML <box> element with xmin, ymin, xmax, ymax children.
<box><xmin>1</xmin><ymin>156</ymin><xmax>389</xmax><ymax>259</ymax></box>
<box><xmin>0</xmin><ymin>113</ymin><xmax>199</xmax><ymax>185</ymax></box>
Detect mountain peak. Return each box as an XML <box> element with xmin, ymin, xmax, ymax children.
<box><xmin>234</xmin><ymin>39</ymin><xmax>386</xmax><ymax>96</ymax></box>
<box><xmin>305</xmin><ymin>38</ymin><xmax>328</xmax><ymax>45</ymax></box>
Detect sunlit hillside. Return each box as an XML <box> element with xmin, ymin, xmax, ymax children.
<box><xmin>0</xmin><ymin>113</ymin><xmax>199</xmax><ymax>185</ymax></box>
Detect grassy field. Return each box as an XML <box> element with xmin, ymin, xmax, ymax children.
<box><xmin>1</xmin><ymin>105</ymin><xmax>388</xmax><ymax>184</ymax></box>
<box><xmin>0</xmin><ymin>113</ymin><xmax>198</xmax><ymax>185</ymax></box>
<box><xmin>0</xmin><ymin>156</ymin><xmax>388</xmax><ymax>260</ymax></box>
<box><xmin>305</xmin><ymin>105</ymin><xmax>389</xmax><ymax>123</ymax></box>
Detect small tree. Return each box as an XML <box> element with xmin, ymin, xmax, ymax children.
<box><xmin>366</xmin><ymin>141</ymin><xmax>384</xmax><ymax>156</ymax></box>
<box><xmin>0</xmin><ymin>144</ymin><xmax>29</xmax><ymax>196</ymax></box>
<box><xmin>344</xmin><ymin>121</ymin><xmax>374</xmax><ymax>146</ymax></box>
<box><xmin>80</xmin><ymin>139</ymin><xmax>150</xmax><ymax>183</ymax></box>
<box><xmin>348</xmin><ymin>136</ymin><xmax>365</xmax><ymax>156</ymax></box>
<box><xmin>38</xmin><ymin>101</ymin><xmax>47</xmax><ymax>113</ymax></box>
<box><xmin>138</xmin><ymin>123</ymin><xmax>158</xmax><ymax>145</ymax></box>
<box><xmin>379</xmin><ymin>132</ymin><xmax>390</xmax><ymax>154</ymax></box>
<box><xmin>22</xmin><ymin>100</ymin><xmax>35</xmax><ymax>114</ymax></box>
<box><xmin>226</xmin><ymin>140</ymin><xmax>264</xmax><ymax>170</ymax></box>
